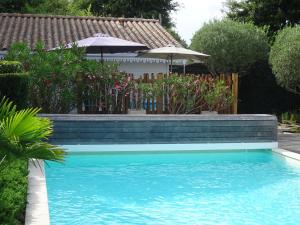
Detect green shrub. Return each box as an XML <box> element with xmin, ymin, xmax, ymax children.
<box><xmin>0</xmin><ymin>61</ymin><xmax>23</xmax><ymax>74</ymax></box>
<box><xmin>138</xmin><ymin>74</ymin><xmax>233</xmax><ymax>113</ymax></box>
<box><xmin>77</xmin><ymin>61</ymin><xmax>131</xmax><ymax>113</ymax></box>
<box><xmin>0</xmin><ymin>73</ymin><xmax>29</xmax><ymax>109</ymax></box>
<box><xmin>190</xmin><ymin>19</ymin><xmax>269</xmax><ymax>73</ymax></box>
<box><xmin>0</xmin><ymin>160</ymin><xmax>28</xmax><ymax>225</ymax></box>
<box><xmin>269</xmin><ymin>25</ymin><xmax>300</xmax><ymax>93</ymax></box>
<box><xmin>6</xmin><ymin>42</ymin><xmax>84</xmax><ymax>113</ymax></box>
<box><xmin>281</xmin><ymin>112</ymin><xmax>300</xmax><ymax>124</ymax></box>
<box><xmin>5</xmin><ymin>42</ymin><xmax>31</xmax><ymax>71</ymax></box>
<box><xmin>203</xmin><ymin>79</ymin><xmax>233</xmax><ymax>112</ymax></box>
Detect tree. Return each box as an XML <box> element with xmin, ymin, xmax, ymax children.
<box><xmin>24</xmin><ymin>0</ymin><xmax>93</xmax><ymax>16</ymax></box>
<box><xmin>0</xmin><ymin>0</ymin><xmax>178</xmax><ymax>27</ymax></box>
<box><xmin>269</xmin><ymin>26</ymin><xmax>300</xmax><ymax>93</ymax></box>
<box><xmin>0</xmin><ymin>0</ymin><xmax>39</xmax><ymax>13</ymax></box>
<box><xmin>0</xmin><ymin>0</ymin><xmax>92</xmax><ymax>16</ymax></box>
<box><xmin>0</xmin><ymin>97</ymin><xmax>65</xmax><ymax>166</ymax></box>
<box><xmin>24</xmin><ymin>0</ymin><xmax>69</xmax><ymax>15</ymax></box>
<box><xmin>225</xmin><ymin>0</ymin><xmax>300</xmax><ymax>39</ymax></box>
<box><xmin>190</xmin><ymin>19</ymin><xmax>269</xmax><ymax>74</ymax></box>
<box><xmin>87</xmin><ymin>0</ymin><xmax>179</xmax><ymax>28</ymax></box>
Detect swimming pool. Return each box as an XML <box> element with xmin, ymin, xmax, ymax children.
<box><xmin>45</xmin><ymin>150</ymin><xmax>300</xmax><ymax>225</ymax></box>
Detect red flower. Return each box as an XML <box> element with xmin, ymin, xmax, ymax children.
<box><xmin>43</xmin><ymin>79</ymin><xmax>52</xmax><ymax>87</ymax></box>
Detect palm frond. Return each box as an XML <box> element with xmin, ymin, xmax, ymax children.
<box><xmin>0</xmin><ymin>97</ymin><xmax>16</xmax><ymax>120</ymax></box>
<box><xmin>0</xmin><ymin>129</ymin><xmax>65</xmax><ymax>163</ymax></box>
<box><xmin>0</xmin><ymin>98</ymin><xmax>66</xmax><ymax>165</ymax></box>
<box><xmin>3</xmin><ymin>108</ymin><xmax>52</xmax><ymax>144</ymax></box>
<box><xmin>0</xmin><ymin>129</ymin><xmax>23</xmax><ymax>161</ymax></box>
<box><xmin>25</xmin><ymin>142</ymin><xmax>65</xmax><ymax>163</ymax></box>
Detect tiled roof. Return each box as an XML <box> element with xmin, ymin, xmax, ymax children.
<box><xmin>0</xmin><ymin>13</ymin><xmax>181</xmax><ymax>51</ymax></box>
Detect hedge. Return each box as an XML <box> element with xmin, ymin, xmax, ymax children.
<box><xmin>0</xmin><ymin>61</ymin><xmax>23</xmax><ymax>73</ymax></box>
<box><xmin>0</xmin><ymin>73</ymin><xmax>29</xmax><ymax>109</ymax></box>
<box><xmin>0</xmin><ymin>160</ymin><xmax>28</xmax><ymax>225</ymax></box>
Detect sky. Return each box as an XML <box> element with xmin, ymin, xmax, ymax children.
<box><xmin>171</xmin><ymin>0</ymin><xmax>226</xmax><ymax>45</ymax></box>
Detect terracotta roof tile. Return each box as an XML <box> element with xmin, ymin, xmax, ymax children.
<box><xmin>0</xmin><ymin>13</ymin><xmax>181</xmax><ymax>50</ymax></box>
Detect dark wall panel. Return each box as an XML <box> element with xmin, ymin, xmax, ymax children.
<box><xmin>40</xmin><ymin>115</ymin><xmax>277</xmax><ymax>145</ymax></box>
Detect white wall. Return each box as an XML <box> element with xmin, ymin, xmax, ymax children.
<box><xmin>118</xmin><ymin>62</ymin><xmax>168</xmax><ymax>77</ymax></box>
<box><xmin>86</xmin><ymin>53</ymin><xmax>170</xmax><ymax>78</ymax></box>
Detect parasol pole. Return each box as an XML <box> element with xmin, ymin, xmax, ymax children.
<box><xmin>170</xmin><ymin>54</ymin><xmax>173</xmax><ymax>74</ymax></box>
<box><xmin>100</xmin><ymin>47</ymin><xmax>104</xmax><ymax>64</ymax></box>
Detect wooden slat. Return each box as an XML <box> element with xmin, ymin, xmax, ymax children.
<box><xmin>232</xmin><ymin>73</ymin><xmax>239</xmax><ymax>114</ymax></box>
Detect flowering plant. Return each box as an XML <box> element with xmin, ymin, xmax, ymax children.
<box><xmin>77</xmin><ymin>61</ymin><xmax>132</xmax><ymax>113</ymax></box>
<box><xmin>6</xmin><ymin>41</ymin><xmax>83</xmax><ymax>113</ymax></box>
<box><xmin>138</xmin><ymin>74</ymin><xmax>233</xmax><ymax>114</ymax></box>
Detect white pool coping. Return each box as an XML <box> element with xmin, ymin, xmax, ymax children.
<box><xmin>25</xmin><ymin>160</ymin><xmax>50</xmax><ymax>225</ymax></box>
<box><xmin>272</xmin><ymin>148</ymin><xmax>300</xmax><ymax>162</ymax></box>
<box><xmin>26</xmin><ymin>142</ymin><xmax>300</xmax><ymax>225</ymax></box>
<box><xmin>62</xmin><ymin>142</ymin><xmax>279</xmax><ymax>153</ymax></box>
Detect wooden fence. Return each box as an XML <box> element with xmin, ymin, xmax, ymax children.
<box><xmin>79</xmin><ymin>73</ymin><xmax>238</xmax><ymax>114</ymax></box>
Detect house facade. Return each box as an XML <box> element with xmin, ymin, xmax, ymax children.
<box><xmin>0</xmin><ymin>13</ymin><xmax>181</xmax><ymax>76</ymax></box>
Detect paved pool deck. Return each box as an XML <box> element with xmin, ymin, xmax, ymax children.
<box><xmin>278</xmin><ymin>133</ymin><xmax>300</xmax><ymax>154</ymax></box>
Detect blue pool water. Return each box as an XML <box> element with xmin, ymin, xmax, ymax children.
<box><xmin>46</xmin><ymin>150</ymin><xmax>300</xmax><ymax>225</ymax></box>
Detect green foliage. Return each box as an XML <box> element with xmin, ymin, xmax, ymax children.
<box><xmin>269</xmin><ymin>26</ymin><xmax>300</xmax><ymax>93</ymax></box>
<box><xmin>0</xmin><ymin>61</ymin><xmax>23</xmax><ymax>73</ymax></box>
<box><xmin>0</xmin><ymin>0</ymin><xmax>93</xmax><ymax>16</ymax></box>
<box><xmin>203</xmin><ymin>79</ymin><xmax>233</xmax><ymax>112</ymax></box>
<box><xmin>88</xmin><ymin>0</ymin><xmax>178</xmax><ymax>28</ymax></box>
<box><xmin>280</xmin><ymin>111</ymin><xmax>300</xmax><ymax>133</ymax></box>
<box><xmin>0</xmin><ymin>60</ymin><xmax>28</xmax><ymax>109</ymax></box>
<box><xmin>6</xmin><ymin>41</ymin><xmax>134</xmax><ymax>114</ymax></box>
<box><xmin>5</xmin><ymin>43</ymin><xmax>31</xmax><ymax>71</ymax></box>
<box><xmin>190</xmin><ymin>19</ymin><xmax>269</xmax><ymax>74</ymax></box>
<box><xmin>68</xmin><ymin>0</ymin><xmax>93</xmax><ymax>16</ymax></box>
<box><xmin>0</xmin><ymin>0</ymin><xmax>32</xmax><ymax>13</ymax></box>
<box><xmin>6</xmin><ymin>42</ymin><xmax>85</xmax><ymax>113</ymax></box>
<box><xmin>28</xmin><ymin>42</ymin><xmax>83</xmax><ymax>113</ymax></box>
<box><xmin>0</xmin><ymin>97</ymin><xmax>65</xmax><ymax>164</ymax></box>
<box><xmin>138</xmin><ymin>74</ymin><xmax>233</xmax><ymax>114</ymax></box>
<box><xmin>77</xmin><ymin>61</ymin><xmax>132</xmax><ymax>113</ymax></box>
<box><xmin>0</xmin><ymin>0</ymin><xmax>177</xmax><ymax>27</ymax></box>
<box><xmin>281</xmin><ymin>112</ymin><xmax>298</xmax><ymax>124</ymax></box>
<box><xmin>140</xmin><ymin>75</ymin><xmax>198</xmax><ymax>113</ymax></box>
<box><xmin>164</xmin><ymin>75</ymin><xmax>201</xmax><ymax>113</ymax></box>
<box><xmin>225</xmin><ymin>0</ymin><xmax>300</xmax><ymax>40</ymax></box>
<box><xmin>0</xmin><ymin>73</ymin><xmax>29</xmax><ymax>109</ymax></box>
<box><xmin>24</xmin><ymin>0</ymin><xmax>70</xmax><ymax>15</ymax></box>
<box><xmin>24</xmin><ymin>0</ymin><xmax>93</xmax><ymax>16</ymax></box>
<box><xmin>0</xmin><ymin>160</ymin><xmax>28</xmax><ymax>225</ymax></box>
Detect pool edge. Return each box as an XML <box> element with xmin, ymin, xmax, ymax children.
<box><xmin>25</xmin><ymin>160</ymin><xmax>50</xmax><ymax>225</ymax></box>
<box><xmin>272</xmin><ymin>148</ymin><xmax>300</xmax><ymax>162</ymax></box>
<box><xmin>62</xmin><ymin>142</ymin><xmax>279</xmax><ymax>153</ymax></box>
